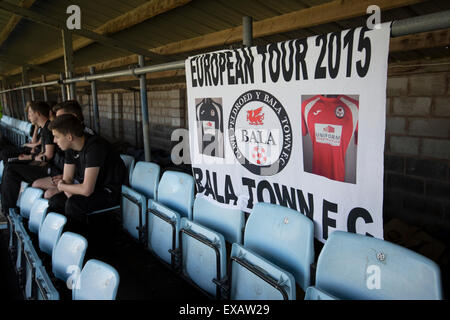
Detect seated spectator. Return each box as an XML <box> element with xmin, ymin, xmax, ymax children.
<box><xmin>32</xmin><ymin>100</ymin><xmax>91</xmax><ymax>199</ymax></box>
<box><xmin>47</xmin><ymin>114</ymin><xmax>126</xmax><ymax>232</ymax></box>
<box><xmin>1</xmin><ymin>101</ymin><xmax>55</xmax><ymax>213</ymax></box>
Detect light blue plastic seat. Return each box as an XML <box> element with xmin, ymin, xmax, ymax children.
<box><xmin>156</xmin><ymin>171</ymin><xmax>194</xmax><ymax>220</ymax></box>
<box><xmin>35</xmin><ymin>265</ymin><xmax>60</xmax><ymax>300</ymax></box>
<box><xmin>179</xmin><ymin>217</ymin><xmax>226</xmax><ymax>298</ymax></box>
<box><xmin>23</xmin><ymin>237</ymin><xmax>44</xmax><ymax>300</ymax></box>
<box><xmin>243</xmin><ymin>202</ymin><xmax>315</xmax><ymax>292</ymax></box>
<box><xmin>314</xmin><ymin>231</ymin><xmax>443</xmax><ymax>300</ymax></box>
<box><xmin>8</xmin><ymin>187</ymin><xmax>43</xmax><ymax>263</ymax></box>
<box><xmin>228</xmin><ymin>202</ymin><xmax>315</xmax><ymax>300</ymax></box>
<box><xmin>9</xmin><ymin>186</ymin><xmax>42</xmax><ymax>220</ymax></box>
<box><xmin>0</xmin><ymin>159</ymin><xmax>4</xmax><ymax>183</ymax></box>
<box><xmin>120</xmin><ymin>154</ymin><xmax>135</xmax><ymax>186</ymax></box>
<box><xmin>52</xmin><ymin>232</ymin><xmax>88</xmax><ymax>283</ymax></box>
<box><xmin>147</xmin><ymin>171</ymin><xmax>194</xmax><ymax>267</ymax></box>
<box><xmin>39</xmin><ymin>213</ymin><xmax>67</xmax><ymax>256</ymax></box>
<box><xmin>121</xmin><ymin>161</ymin><xmax>160</xmax><ymax>242</ymax></box>
<box><xmin>193</xmin><ymin>196</ymin><xmax>245</xmax><ymax>244</ymax></box>
<box><xmin>304</xmin><ymin>286</ymin><xmax>338</xmax><ymax>300</ymax></box>
<box><xmin>230</xmin><ymin>243</ymin><xmax>296</xmax><ymax>300</ymax></box>
<box><xmin>16</xmin><ymin>181</ymin><xmax>30</xmax><ymax>207</ymax></box>
<box><xmin>177</xmin><ymin>196</ymin><xmax>245</xmax><ymax>298</ymax></box>
<box><xmin>73</xmin><ymin>259</ymin><xmax>120</xmax><ymax>300</ymax></box>
<box><xmin>28</xmin><ymin>198</ymin><xmax>49</xmax><ymax>235</ymax></box>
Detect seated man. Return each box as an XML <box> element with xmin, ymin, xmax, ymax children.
<box><xmin>47</xmin><ymin>114</ymin><xmax>126</xmax><ymax>232</ymax></box>
<box><xmin>1</xmin><ymin>101</ymin><xmax>55</xmax><ymax>213</ymax></box>
<box><xmin>32</xmin><ymin>100</ymin><xmax>94</xmax><ymax>199</ymax></box>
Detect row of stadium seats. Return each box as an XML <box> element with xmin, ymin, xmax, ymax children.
<box><xmin>1</xmin><ymin>120</ymin><xmax>443</xmax><ymax>300</ymax></box>
<box><xmin>7</xmin><ymin>187</ymin><xmax>119</xmax><ymax>300</ymax></box>
<box><xmin>117</xmin><ymin>160</ymin><xmax>444</xmax><ymax>300</ymax></box>
<box><xmin>0</xmin><ymin>115</ymin><xmax>34</xmax><ymax>148</ymax></box>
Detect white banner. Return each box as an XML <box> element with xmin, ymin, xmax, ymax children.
<box><xmin>185</xmin><ymin>24</ymin><xmax>390</xmax><ymax>243</ymax></box>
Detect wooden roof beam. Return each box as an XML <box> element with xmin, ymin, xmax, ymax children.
<box><xmin>2</xmin><ymin>0</ymin><xmax>191</xmax><ymax>78</ymax></box>
<box><xmin>0</xmin><ymin>1</ymin><xmax>161</xmax><ymax>58</ymax></box>
<box><xmin>0</xmin><ymin>0</ymin><xmax>36</xmax><ymax>47</ymax></box>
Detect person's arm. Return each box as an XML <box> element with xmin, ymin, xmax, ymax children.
<box><xmin>35</xmin><ymin>143</ymin><xmax>55</xmax><ymax>161</ymax></box>
<box><xmin>57</xmin><ymin>163</ymin><xmax>76</xmax><ymax>197</ymax></box>
<box><xmin>57</xmin><ymin>166</ymin><xmax>100</xmax><ymax>197</ymax></box>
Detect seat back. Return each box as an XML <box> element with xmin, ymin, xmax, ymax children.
<box><xmin>16</xmin><ymin>181</ymin><xmax>30</xmax><ymax>207</ymax></box>
<box><xmin>120</xmin><ymin>154</ymin><xmax>135</xmax><ymax>186</ymax></box>
<box><xmin>230</xmin><ymin>243</ymin><xmax>296</xmax><ymax>300</ymax></box>
<box><xmin>52</xmin><ymin>232</ymin><xmax>88</xmax><ymax>283</ymax></box>
<box><xmin>305</xmin><ymin>286</ymin><xmax>339</xmax><ymax>300</ymax></box>
<box><xmin>121</xmin><ymin>185</ymin><xmax>147</xmax><ymax>241</ymax></box>
<box><xmin>147</xmin><ymin>200</ymin><xmax>181</xmax><ymax>265</ymax></box>
<box><xmin>193</xmin><ymin>196</ymin><xmax>244</xmax><ymax>244</ymax></box>
<box><xmin>0</xmin><ymin>160</ymin><xmax>4</xmax><ymax>182</ymax></box>
<box><xmin>23</xmin><ymin>238</ymin><xmax>43</xmax><ymax>300</ymax></box>
<box><xmin>130</xmin><ymin>161</ymin><xmax>160</xmax><ymax>200</ymax></box>
<box><xmin>73</xmin><ymin>259</ymin><xmax>120</xmax><ymax>300</ymax></box>
<box><xmin>19</xmin><ymin>187</ymin><xmax>44</xmax><ymax>219</ymax></box>
<box><xmin>39</xmin><ymin>213</ymin><xmax>67</xmax><ymax>256</ymax></box>
<box><xmin>35</xmin><ymin>265</ymin><xmax>60</xmax><ymax>300</ymax></box>
<box><xmin>244</xmin><ymin>202</ymin><xmax>314</xmax><ymax>291</ymax></box>
<box><xmin>316</xmin><ymin>231</ymin><xmax>443</xmax><ymax>300</ymax></box>
<box><xmin>157</xmin><ymin>171</ymin><xmax>194</xmax><ymax>219</ymax></box>
<box><xmin>180</xmin><ymin>218</ymin><xmax>226</xmax><ymax>297</ymax></box>
<box><xmin>28</xmin><ymin>198</ymin><xmax>49</xmax><ymax>234</ymax></box>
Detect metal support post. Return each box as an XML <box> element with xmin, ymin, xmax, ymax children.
<box><xmin>30</xmin><ymin>81</ymin><xmax>35</xmax><ymax>101</ymax></box>
<box><xmin>90</xmin><ymin>67</ymin><xmax>100</xmax><ymax>134</ymax></box>
<box><xmin>243</xmin><ymin>16</ymin><xmax>253</xmax><ymax>47</ymax></box>
<box><xmin>139</xmin><ymin>55</ymin><xmax>151</xmax><ymax>162</ymax></box>
<box><xmin>42</xmin><ymin>75</ymin><xmax>48</xmax><ymax>102</ymax></box>
<box><xmin>60</xmin><ymin>73</ymin><xmax>67</xmax><ymax>102</ymax></box>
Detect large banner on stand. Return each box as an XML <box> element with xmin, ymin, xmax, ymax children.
<box><xmin>185</xmin><ymin>23</ymin><xmax>391</xmax><ymax>243</ymax></box>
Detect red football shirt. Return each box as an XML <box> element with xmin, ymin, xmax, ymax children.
<box><xmin>302</xmin><ymin>95</ymin><xmax>359</xmax><ymax>182</ymax></box>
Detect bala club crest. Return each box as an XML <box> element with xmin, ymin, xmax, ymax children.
<box><xmin>228</xmin><ymin>90</ymin><xmax>292</xmax><ymax>176</ymax></box>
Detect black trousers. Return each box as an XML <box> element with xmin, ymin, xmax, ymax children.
<box><xmin>48</xmin><ymin>188</ymin><xmax>120</xmax><ymax>233</ymax></box>
<box><xmin>1</xmin><ymin>162</ymin><xmax>50</xmax><ymax>211</ymax></box>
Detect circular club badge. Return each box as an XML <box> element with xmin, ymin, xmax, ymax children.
<box><xmin>228</xmin><ymin>90</ymin><xmax>292</xmax><ymax>176</ymax></box>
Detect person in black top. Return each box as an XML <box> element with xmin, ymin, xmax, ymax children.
<box><xmin>31</xmin><ymin>100</ymin><xmax>93</xmax><ymax>199</ymax></box>
<box><xmin>47</xmin><ymin>114</ymin><xmax>126</xmax><ymax>230</ymax></box>
<box><xmin>1</xmin><ymin>101</ymin><xmax>56</xmax><ymax>212</ymax></box>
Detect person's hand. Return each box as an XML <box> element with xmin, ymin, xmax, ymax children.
<box><xmin>51</xmin><ymin>175</ymin><xmax>63</xmax><ymax>186</ymax></box>
<box><xmin>34</xmin><ymin>154</ymin><xmax>44</xmax><ymax>161</ymax></box>
<box><xmin>18</xmin><ymin>154</ymin><xmax>31</xmax><ymax>160</ymax></box>
<box><xmin>57</xmin><ymin>179</ymin><xmax>65</xmax><ymax>191</ymax></box>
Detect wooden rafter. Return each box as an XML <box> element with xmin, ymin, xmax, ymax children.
<box><xmin>0</xmin><ymin>0</ymin><xmax>36</xmax><ymax>47</ymax></box>
<box><xmin>2</xmin><ymin>0</ymin><xmax>191</xmax><ymax>77</ymax></box>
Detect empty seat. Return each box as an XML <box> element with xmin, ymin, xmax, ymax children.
<box><xmin>179</xmin><ymin>217</ymin><xmax>227</xmax><ymax>298</ymax></box>
<box><xmin>178</xmin><ymin>196</ymin><xmax>245</xmax><ymax>298</ymax></box>
<box><xmin>8</xmin><ymin>187</ymin><xmax>43</xmax><ymax>262</ymax></box>
<box><xmin>120</xmin><ymin>154</ymin><xmax>135</xmax><ymax>186</ymax></box>
<box><xmin>52</xmin><ymin>232</ymin><xmax>88</xmax><ymax>284</ymax></box>
<box><xmin>121</xmin><ymin>161</ymin><xmax>160</xmax><ymax>241</ymax></box>
<box><xmin>193</xmin><ymin>196</ymin><xmax>245</xmax><ymax>244</ymax></box>
<box><xmin>23</xmin><ymin>237</ymin><xmax>44</xmax><ymax>300</ymax></box>
<box><xmin>9</xmin><ymin>186</ymin><xmax>43</xmax><ymax>220</ymax></box>
<box><xmin>304</xmin><ymin>286</ymin><xmax>338</xmax><ymax>300</ymax></box>
<box><xmin>147</xmin><ymin>171</ymin><xmax>194</xmax><ymax>266</ymax></box>
<box><xmin>28</xmin><ymin>198</ymin><xmax>49</xmax><ymax>235</ymax></box>
<box><xmin>313</xmin><ymin>231</ymin><xmax>443</xmax><ymax>300</ymax></box>
<box><xmin>34</xmin><ymin>265</ymin><xmax>60</xmax><ymax>300</ymax></box>
<box><xmin>229</xmin><ymin>202</ymin><xmax>315</xmax><ymax>300</ymax></box>
<box><xmin>39</xmin><ymin>213</ymin><xmax>67</xmax><ymax>256</ymax></box>
<box><xmin>72</xmin><ymin>259</ymin><xmax>120</xmax><ymax>300</ymax></box>
<box><xmin>230</xmin><ymin>243</ymin><xmax>296</xmax><ymax>300</ymax></box>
